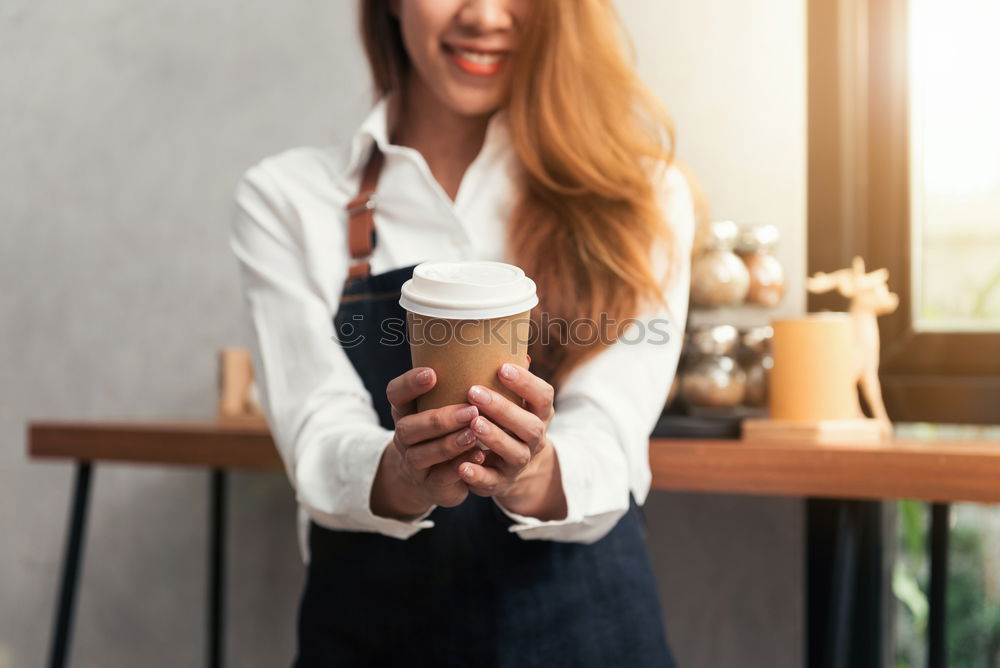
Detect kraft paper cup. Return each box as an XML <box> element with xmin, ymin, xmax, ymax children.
<box><xmin>400</xmin><ymin>261</ymin><xmax>538</xmax><ymax>414</ymax></box>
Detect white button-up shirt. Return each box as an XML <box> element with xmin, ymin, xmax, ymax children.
<box><xmin>230</xmin><ymin>97</ymin><xmax>694</xmax><ymax>553</ymax></box>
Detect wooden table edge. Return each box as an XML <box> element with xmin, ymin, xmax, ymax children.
<box><xmin>28</xmin><ymin>418</ymin><xmax>281</xmax><ymax>472</ymax></box>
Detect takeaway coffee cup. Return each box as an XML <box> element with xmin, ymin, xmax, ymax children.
<box><xmin>399</xmin><ymin>261</ymin><xmax>538</xmax><ymax>414</ymax></box>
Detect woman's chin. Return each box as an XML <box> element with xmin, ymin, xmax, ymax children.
<box><xmin>438</xmin><ymin>87</ymin><xmax>505</xmax><ymax>118</ymax></box>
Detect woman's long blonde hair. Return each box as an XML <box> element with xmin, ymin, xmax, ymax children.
<box><xmin>361</xmin><ymin>0</ymin><xmax>679</xmax><ymax>389</ymax></box>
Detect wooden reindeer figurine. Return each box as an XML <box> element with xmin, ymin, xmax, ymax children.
<box><xmin>806</xmin><ymin>256</ymin><xmax>899</xmax><ymax>438</ymax></box>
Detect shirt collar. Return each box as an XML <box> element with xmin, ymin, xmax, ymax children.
<box><xmin>345</xmin><ymin>94</ymin><xmax>511</xmax><ymax>176</ymax></box>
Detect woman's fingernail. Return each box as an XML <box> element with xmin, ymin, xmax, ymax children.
<box><xmin>471</xmin><ymin>450</ymin><xmax>485</xmax><ymax>464</ymax></box>
<box><xmin>472</xmin><ymin>417</ymin><xmax>491</xmax><ymax>435</ymax></box>
<box><xmin>417</xmin><ymin>369</ymin><xmax>433</xmax><ymax>384</ymax></box>
<box><xmin>460</xmin><ymin>465</ymin><xmax>475</xmax><ymax>479</ymax></box>
<box><xmin>455</xmin><ymin>405</ymin><xmax>478</xmax><ymax>422</ymax></box>
<box><xmin>469</xmin><ymin>386</ymin><xmax>490</xmax><ymax>404</ymax></box>
<box><xmin>457</xmin><ymin>428</ymin><xmax>475</xmax><ymax>446</ymax></box>
<box><xmin>500</xmin><ymin>363</ymin><xmax>519</xmax><ymax>380</ymax></box>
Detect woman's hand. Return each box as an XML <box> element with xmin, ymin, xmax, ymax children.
<box><xmin>372</xmin><ymin>367</ymin><xmax>486</xmax><ymax>519</ymax></box>
<box><xmin>456</xmin><ymin>363</ymin><xmax>566</xmax><ymax>520</ymax></box>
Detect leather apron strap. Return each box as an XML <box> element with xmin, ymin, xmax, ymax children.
<box><xmin>345</xmin><ymin>146</ymin><xmax>384</xmax><ymax>279</ymax></box>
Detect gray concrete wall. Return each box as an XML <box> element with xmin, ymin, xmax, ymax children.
<box><xmin>0</xmin><ymin>2</ymin><xmax>803</xmax><ymax>667</ymax></box>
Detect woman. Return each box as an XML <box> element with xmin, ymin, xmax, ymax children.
<box><xmin>231</xmin><ymin>0</ymin><xmax>694</xmax><ymax>666</ymax></box>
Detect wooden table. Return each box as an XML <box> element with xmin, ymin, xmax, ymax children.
<box><xmin>29</xmin><ymin>419</ymin><xmax>1000</xmax><ymax>668</ymax></box>
<box><xmin>30</xmin><ymin>418</ymin><xmax>1000</xmax><ymax>501</ymax></box>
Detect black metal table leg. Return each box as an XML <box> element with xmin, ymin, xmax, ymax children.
<box><xmin>48</xmin><ymin>461</ymin><xmax>94</xmax><ymax>668</ymax></box>
<box><xmin>208</xmin><ymin>469</ymin><xmax>227</xmax><ymax>668</ymax></box>
<box><xmin>927</xmin><ymin>503</ymin><xmax>949</xmax><ymax>668</ymax></box>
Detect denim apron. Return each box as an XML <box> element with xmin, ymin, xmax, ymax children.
<box><xmin>293</xmin><ymin>148</ymin><xmax>678</xmax><ymax>668</ymax></box>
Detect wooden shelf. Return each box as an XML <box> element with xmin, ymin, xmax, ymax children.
<box><xmin>27</xmin><ymin>419</ymin><xmax>1000</xmax><ymax>503</ymax></box>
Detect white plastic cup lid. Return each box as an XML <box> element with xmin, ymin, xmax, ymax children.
<box><xmin>399</xmin><ymin>261</ymin><xmax>539</xmax><ymax>319</ymax></box>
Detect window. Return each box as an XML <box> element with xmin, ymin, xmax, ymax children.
<box><xmin>909</xmin><ymin>0</ymin><xmax>1000</xmax><ymax>332</ymax></box>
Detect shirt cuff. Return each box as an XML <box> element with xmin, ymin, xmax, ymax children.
<box><xmin>296</xmin><ymin>427</ymin><xmax>437</xmax><ymax>541</ymax></box>
<box><xmin>491</xmin><ymin>436</ymin><xmax>629</xmax><ymax>544</ymax></box>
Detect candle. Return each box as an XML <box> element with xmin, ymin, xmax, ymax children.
<box><xmin>769</xmin><ymin>313</ymin><xmax>862</xmax><ymax>421</ymax></box>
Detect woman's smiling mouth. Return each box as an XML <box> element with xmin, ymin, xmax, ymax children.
<box><xmin>443</xmin><ymin>43</ymin><xmax>510</xmax><ymax>76</ymax></box>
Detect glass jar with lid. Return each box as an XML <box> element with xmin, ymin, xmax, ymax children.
<box><xmin>739</xmin><ymin>325</ymin><xmax>774</xmax><ymax>408</ymax></box>
<box><xmin>680</xmin><ymin>325</ymin><xmax>747</xmax><ymax>408</ymax></box>
<box><xmin>690</xmin><ymin>220</ymin><xmax>751</xmax><ymax>308</ymax></box>
<box><xmin>736</xmin><ymin>224</ymin><xmax>785</xmax><ymax>308</ymax></box>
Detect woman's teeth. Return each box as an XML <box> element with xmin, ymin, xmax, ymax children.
<box><xmin>452</xmin><ymin>47</ymin><xmax>505</xmax><ymax>65</ymax></box>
